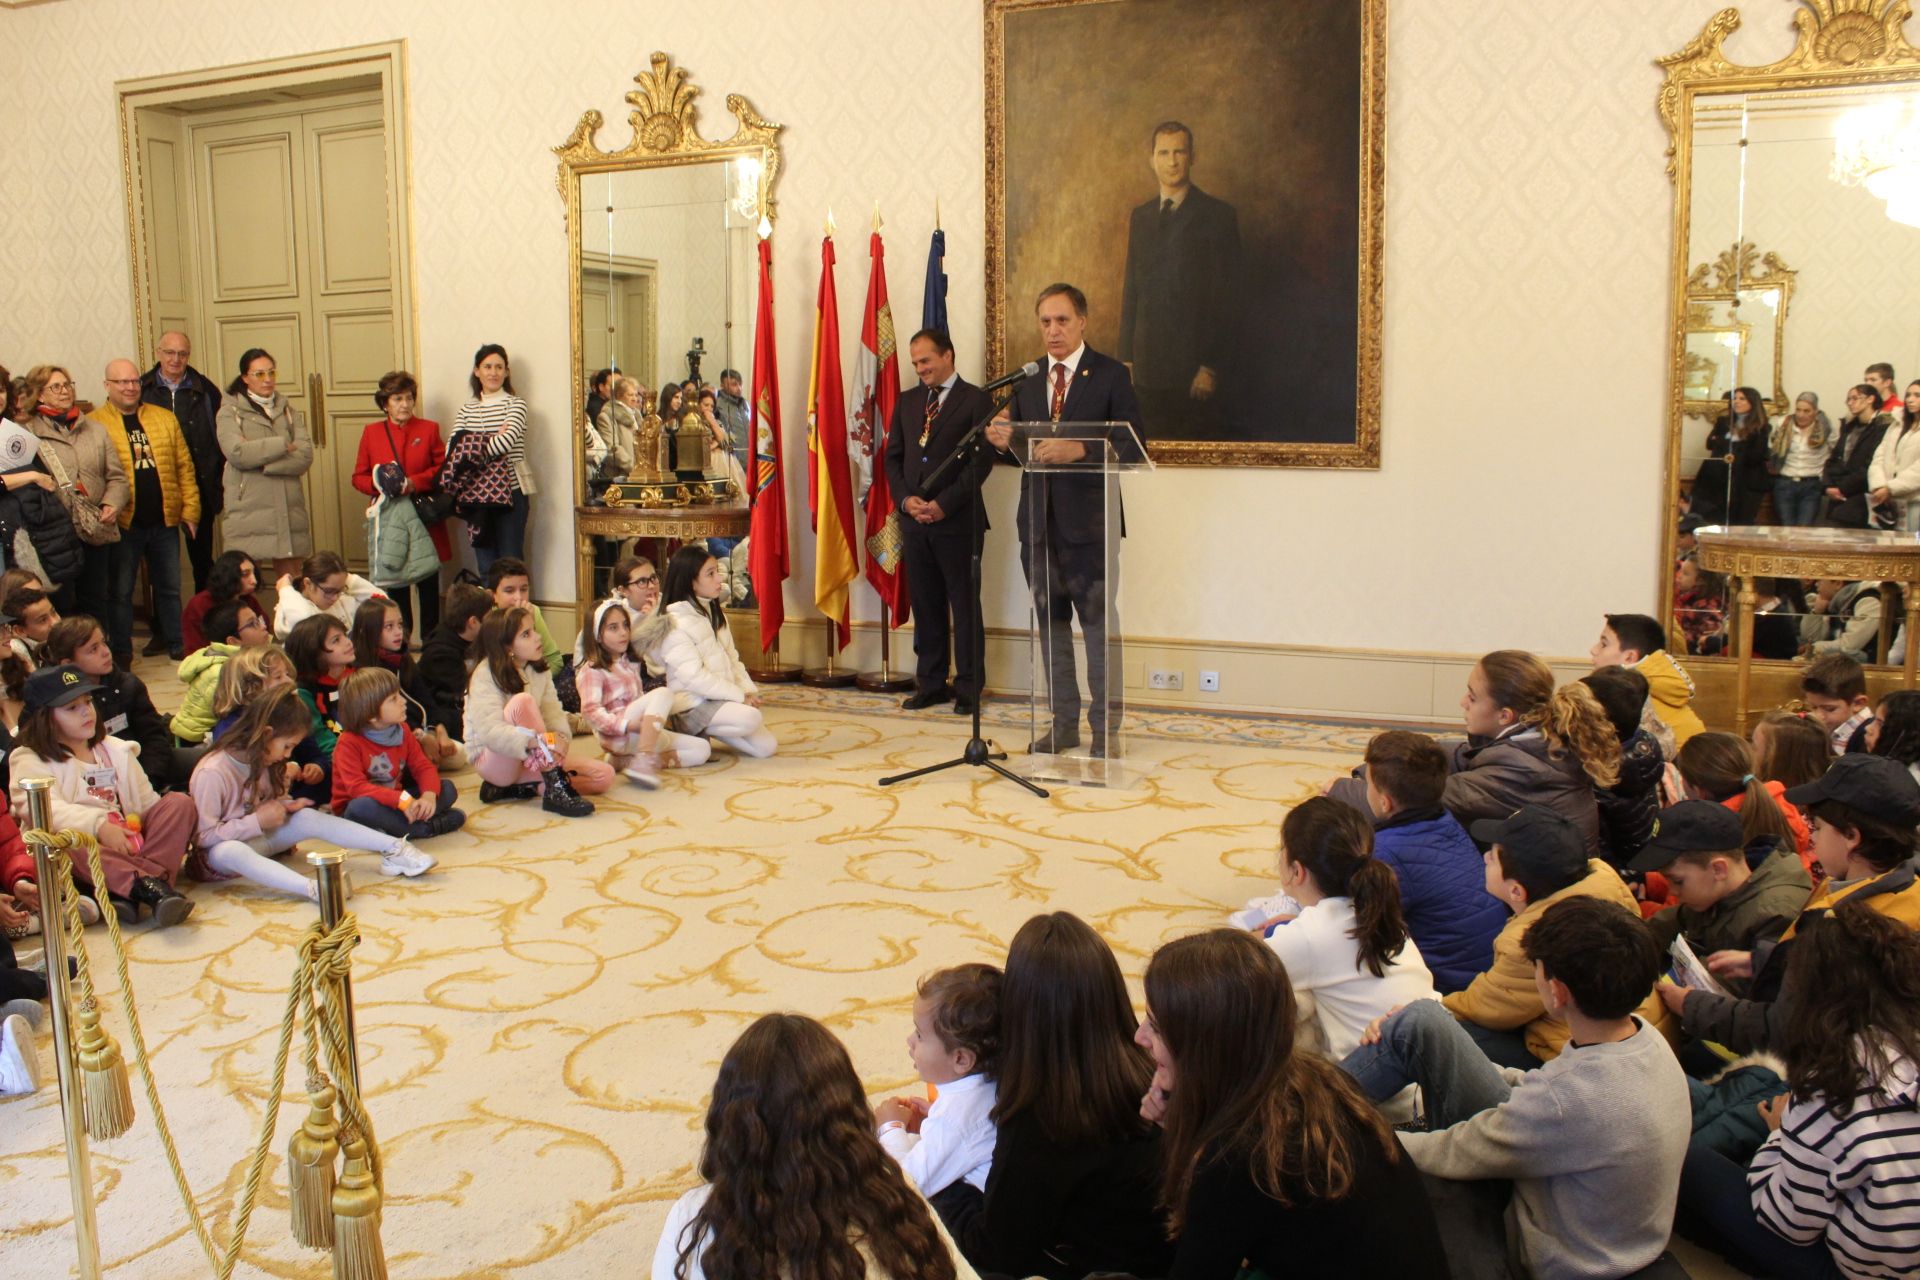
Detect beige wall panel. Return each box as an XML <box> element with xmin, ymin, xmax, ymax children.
<box><xmin>142</xmin><ymin>136</ymin><xmax>185</xmax><ymax>304</ymax></box>
<box><xmin>199</xmin><ymin>132</ymin><xmax>300</xmax><ymax>300</ymax></box>
<box><xmin>581</xmin><ymin>279</ymin><xmax>610</xmax><ymax>376</ymax></box>
<box><xmin>320</xmin><ymin>308</ymin><xmax>395</xmax><ymax>389</ymax></box>
<box><xmin>210</xmin><ymin>312</ymin><xmax>301</xmax><ymax>387</ymax></box>
<box><xmin>311</xmin><ymin>122</ymin><xmax>391</xmax><ymax>294</ymax></box>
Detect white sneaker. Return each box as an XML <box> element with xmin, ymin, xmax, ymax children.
<box><xmin>622</xmin><ymin>759</ymin><xmax>661</xmax><ymax>790</ymax></box>
<box><xmin>77</xmin><ymin>895</ymin><xmax>101</xmax><ymax>926</ymax></box>
<box><xmin>0</xmin><ymin>1013</ymin><xmax>40</xmax><ymax>1095</ymax></box>
<box><xmin>379</xmin><ymin>843</ymin><xmax>437</xmax><ymax>878</ymax></box>
<box><xmin>0</xmin><ymin>999</ymin><xmax>43</xmax><ymax>1031</ymax></box>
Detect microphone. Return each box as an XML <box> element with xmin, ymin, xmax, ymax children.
<box><xmin>979</xmin><ymin>360</ymin><xmax>1041</xmax><ymax>394</ymax></box>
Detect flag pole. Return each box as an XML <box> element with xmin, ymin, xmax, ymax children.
<box><xmin>856</xmin><ymin>601</ymin><xmax>914</xmax><ymax>693</ymax></box>
<box><xmin>802</xmin><ymin>616</ymin><xmax>857</xmax><ymax>687</ymax></box>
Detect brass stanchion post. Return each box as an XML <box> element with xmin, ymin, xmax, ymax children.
<box><xmin>23</xmin><ymin>777</ymin><xmax>102</xmax><ymax>1280</ymax></box>
<box><xmin>305</xmin><ymin>851</ymin><xmax>359</xmax><ymax>1096</ymax></box>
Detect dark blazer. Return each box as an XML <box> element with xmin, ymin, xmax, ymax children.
<box><xmin>141</xmin><ymin>363</ymin><xmax>224</xmax><ymax>516</ymax></box>
<box><xmin>995</xmin><ymin>346</ymin><xmax>1146</xmax><ymax>547</ymax></box>
<box><xmin>1117</xmin><ymin>184</ymin><xmax>1241</xmax><ymax>391</ymax></box>
<box><xmin>1823</xmin><ymin>414</ymin><xmax>1891</xmax><ymax>527</ymax></box>
<box><xmin>882</xmin><ymin>376</ymin><xmax>993</xmax><ymax>539</ymax></box>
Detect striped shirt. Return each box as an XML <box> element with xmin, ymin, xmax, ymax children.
<box><xmin>453</xmin><ymin>393</ymin><xmax>535</xmax><ymax>495</ymax></box>
<box><xmin>1748</xmin><ymin>1056</ymin><xmax>1920</xmax><ymax>1279</ymax></box>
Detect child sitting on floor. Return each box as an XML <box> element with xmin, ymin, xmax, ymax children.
<box><xmin>189</xmin><ymin>685</ymin><xmax>435</xmax><ymax>899</ymax></box>
<box><xmin>5</xmin><ymin>664</ymin><xmax>195</xmax><ymax>927</ymax></box>
<box><xmin>350</xmin><ymin>597</ymin><xmax>466</xmax><ymax>772</ymax></box>
<box><xmin>1443</xmin><ymin>805</ymin><xmax>1674</xmax><ymax>1068</ymax></box>
<box><xmin>635</xmin><ymin>546</ymin><xmax>777</xmax><ymax>760</ymax></box>
<box><xmin>285</xmin><ymin>613</ymin><xmax>356</xmax><ymax>778</ymax></box>
<box><xmin>464</xmin><ymin>607</ymin><xmax>612</xmax><ymax>817</ymax></box>
<box><xmin>1358</xmin><ymin>731</ymin><xmax>1508</xmax><ymax>994</ymax></box>
<box><xmin>1751</xmin><ymin>708</ymin><xmax>1830</xmax><ymax>792</ymax></box>
<box><xmin>875</xmin><ymin>962</ymin><xmax>1002</xmax><ymax>1222</ymax></box>
<box><xmin>331</xmin><ymin>668</ymin><xmax>464</xmax><ymax>840</ymax></box>
<box><xmin>1580</xmin><ymin>664</ymin><xmax>1668</xmax><ymax>868</ymax></box>
<box><xmin>171</xmin><ymin>597</ymin><xmax>271</xmax><ymax>745</ymax></box>
<box><xmin>1590</xmin><ymin>611</ymin><xmax>1705</xmax><ymax>750</ymax></box>
<box><xmin>576</xmin><ymin>597</ymin><xmax>709</xmax><ymax>787</ymax></box>
<box><xmin>1260</xmin><ymin>797</ymin><xmax>1437</xmax><ymax>1064</ymax></box>
<box><xmin>1865</xmin><ymin>686</ymin><xmax>1920</xmax><ymax>786</ymax></box>
<box><xmin>418</xmin><ymin>582</ymin><xmax>491</xmax><ymax>739</ymax></box>
<box><xmin>1675</xmin><ymin>731</ymin><xmax>1811</xmax><ymax>868</ymax></box>
<box><xmin>1801</xmin><ymin>652</ymin><xmax>1872</xmax><ymax>755</ymax></box>
<box><xmin>42</xmin><ymin>615</ymin><xmax>199</xmax><ymax>793</ymax></box>
<box><xmin>573</xmin><ymin>553</ymin><xmax>660</xmax><ymax>664</ymax></box>
<box><xmin>1342</xmin><ymin>896</ymin><xmax>1690</xmax><ymax>1280</ymax></box>
<box><xmin>1626</xmin><ymin>800</ymin><xmax>1810</xmax><ymax>999</ymax></box>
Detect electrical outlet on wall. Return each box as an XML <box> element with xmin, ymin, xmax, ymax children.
<box><xmin>1148</xmin><ymin>669</ymin><xmax>1183</xmax><ymax>690</ymax></box>
<box><xmin>1199</xmin><ymin>670</ymin><xmax>1220</xmax><ymax>692</ymax></box>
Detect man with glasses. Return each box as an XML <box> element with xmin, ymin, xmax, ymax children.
<box><xmin>89</xmin><ymin>360</ymin><xmax>200</xmax><ymax>664</ymax></box>
<box><xmin>141</xmin><ymin>332</ymin><xmax>224</xmax><ymax>591</ymax></box>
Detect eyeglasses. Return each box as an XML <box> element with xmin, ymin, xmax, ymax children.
<box><xmin>156</xmin><ymin>348</ymin><xmax>188</xmax><ymax>357</ymax></box>
<box><xmin>315</xmin><ymin>584</ymin><xmax>344</xmax><ymax>599</ymax></box>
<box><xmin>42</xmin><ymin>381</ymin><xmax>73</xmax><ymax>392</ymax></box>
<box><xmin>239</xmin><ymin>615</ymin><xmax>267</xmax><ymax>632</ymax></box>
<box><xmin>625</xmin><ymin>575</ymin><xmax>657</xmax><ymax>587</ymax></box>
<box><xmin>105</xmin><ymin>378</ymin><xmax>141</xmax><ymax>386</ymax></box>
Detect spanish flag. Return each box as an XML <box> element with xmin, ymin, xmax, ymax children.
<box><xmin>807</xmin><ymin>231</ymin><xmax>859</xmax><ymax>647</ymax></box>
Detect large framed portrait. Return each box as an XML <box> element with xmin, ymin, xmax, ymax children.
<box><xmin>985</xmin><ymin>0</ymin><xmax>1385</xmax><ymax>468</ymax></box>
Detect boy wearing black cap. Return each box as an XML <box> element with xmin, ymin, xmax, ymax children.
<box><xmin>1630</xmin><ymin>801</ymin><xmax>1811</xmax><ymax>999</ymax></box>
<box><xmin>1441</xmin><ymin>805</ymin><xmax>1676</xmax><ymax>1067</ymax></box>
<box><xmin>1659</xmin><ymin>754</ymin><xmax>1920</xmax><ymax>1054</ymax></box>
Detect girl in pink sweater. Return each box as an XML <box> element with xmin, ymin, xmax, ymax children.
<box><xmin>575</xmin><ymin>598</ymin><xmax>709</xmax><ymax>787</ymax></box>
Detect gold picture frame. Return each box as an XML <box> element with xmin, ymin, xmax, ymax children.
<box><xmin>984</xmin><ymin>0</ymin><xmax>1386</xmax><ymax>469</ymax></box>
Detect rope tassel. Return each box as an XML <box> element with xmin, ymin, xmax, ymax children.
<box><xmin>288</xmin><ymin>1076</ymin><xmax>340</xmax><ymax>1249</ymax></box>
<box><xmin>330</xmin><ymin>1131</ymin><xmax>388</xmax><ymax>1280</ymax></box>
<box><xmin>74</xmin><ymin>994</ymin><xmax>134</xmax><ymax>1140</ymax></box>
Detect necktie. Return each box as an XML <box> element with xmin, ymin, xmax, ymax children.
<box><xmin>1050</xmin><ymin>363</ymin><xmax>1068</xmax><ymax>422</ymax></box>
<box><xmin>1161</xmin><ymin>197</ymin><xmax>1174</xmax><ymax>217</ymax></box>
<box><xmin>919</xmin><ymin>385</ymin><xmax>942</xmax><ymax>448</ymax></box>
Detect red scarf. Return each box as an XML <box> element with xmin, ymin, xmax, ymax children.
<box><xmin>36</xmin><ymin>405</ymin><xmax>78</xmax><ymax>426</ymax></box>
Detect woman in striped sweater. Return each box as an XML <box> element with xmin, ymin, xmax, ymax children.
<box><xmin>454</xmin><ymin>343</ymin><xmax>533</xmax><ymax>574</ymax></box>
<box><xmin>1679</xmin><ymin>897</ymin><xmax>1920</xmax><ymax>1279</ymax></box>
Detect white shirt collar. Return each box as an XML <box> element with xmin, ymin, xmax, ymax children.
<box><xmin>1157</xmin><ymin>186</ymin><xmax>1190</xmax><ymax>210</ymax></box>
<box><xmin>1049</xmin><ymin>344</ymin><xmax>1086</xmax><ymax>382</ymax></box>
<box><xmin>932</xmin><ymin>1071</ymin><xmax>988</xmax><ymax>1096</ymax></box>
<box><xmin>935</xmin><ymin>371</ymin><xmax>959</xmax><ymax>394</ymax></box>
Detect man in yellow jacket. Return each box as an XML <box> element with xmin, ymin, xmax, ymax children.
<box><xmin>88</xmin><ymin>358</ymin><xmax>201</xmax><ymax>665</ymax></box>
<box><xmin>1444</xmin><ymin>805</ymin><xmax>1678</xmax><ymax>1065</ymax></box>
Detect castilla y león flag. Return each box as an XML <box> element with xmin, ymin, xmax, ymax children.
<box><xmin>852</xmin><ymin>229</ymin><xmax>908</xmax><ymax>625</ymax></box>
<box><xmin>806</xmin><ymin>232</ymin><xmax>858</xmax><ymax>648</ymax></box>
<box><xmin>747</xmin><ymin>235</ymin><xmax>788</xmax><ymax>650</ymax></box>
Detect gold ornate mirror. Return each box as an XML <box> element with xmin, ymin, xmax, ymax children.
<box><xmin>556</xmin><ymin>53</ymin><xmax>783</xmax><ymax>611</ymax></box>
<box><xmin>1658</xmin><ymin>1</ymin><xmax>1920</xmax><ymax>711</ymax></box>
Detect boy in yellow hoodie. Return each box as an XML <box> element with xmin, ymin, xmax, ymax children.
<box><xmin>1443</xmin><ymin>805</ymin><xmax>1677</xmax><ymax>1066</ymax></box>
<box><xmin>1591</xmin><ymin>612</ymin><xmax>1704</xmax><ymax>749</ymax></box>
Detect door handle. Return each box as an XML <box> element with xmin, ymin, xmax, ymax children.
<box><xmin>308</xmin><ymin>373</ymin><xmax>326</xmax><ymax>448</ymax></box>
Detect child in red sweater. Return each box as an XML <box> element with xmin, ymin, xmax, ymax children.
<box><xmin>331</xmin><ymin>668</ymin><xmax>465</xmax><ymax>840</ymax></box>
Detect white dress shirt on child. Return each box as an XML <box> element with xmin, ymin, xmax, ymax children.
<box><xmin>878</xmin><ymin>1070</ymin><xmax>997</xmax><ymax>1195</ymax></box>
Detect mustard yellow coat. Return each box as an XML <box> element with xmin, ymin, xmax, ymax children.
<box><xmin>86</xmin><ymin>402</ymin><xmax>202</xmax><ymax>529</ymax></box>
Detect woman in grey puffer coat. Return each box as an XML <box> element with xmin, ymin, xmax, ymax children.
<box><xmin>215</xmin><ymin>348</ymin><xmax>312</xmax><ymax>581</ymax></box>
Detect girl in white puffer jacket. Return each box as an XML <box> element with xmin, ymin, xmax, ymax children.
<box><xmin>635</xmin><ymin>546</ymin><xmax>777</xmax><ymax>759</ymax></box>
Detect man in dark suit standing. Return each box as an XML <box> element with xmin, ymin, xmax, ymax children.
<box><xmin>1117</xmin><ymin>121</ymin><xmax>1240</xmax><ymax>443</ymax></box>
<box><xmin>985</xmin><ymin>283</ymin><xmax>1146</xmax><ymax>757</ymax></box>
<box><xmin>884</xmin><ymin>329</ymin><xmax>994</xmax><ymax>714</ymax></box>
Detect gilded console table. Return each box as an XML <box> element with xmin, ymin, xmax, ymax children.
<box><xmin>1693</xmin><ymin>525</ymin><xmax>1920</xmax><ymax>735</ymax></box>
<box><xmin>575</xmin><ymin>502</ymin><xmax>749</xmax><ymax>619</ymax></box>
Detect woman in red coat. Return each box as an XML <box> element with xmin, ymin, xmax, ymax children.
<box><xmin>353</xmin><ymin>371</ymin><xmax>450</xmax><ymax>641</ymax></box>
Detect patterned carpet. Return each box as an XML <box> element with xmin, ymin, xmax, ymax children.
<box><xmin>0</xmin><ymin>682</ymin><xmax>1376</xmax><ymax>1278</ymax></box>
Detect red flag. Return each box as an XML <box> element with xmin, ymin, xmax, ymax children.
<box><xmin>853</xmin><ymin>230</ymin><xmax>908</xmax><ymax>625</ymax></box>
<box><xmin>806</xmin><ymin>233</ymin><xmax>859</xmax><ymax>647</ymax></box>
<box><xmin>747</xmin><ymin>236</ymin><xmax>788</xmax><ymax>650</ymax></box>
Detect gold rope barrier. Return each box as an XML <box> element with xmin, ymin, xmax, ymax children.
<box><xmin>22</xmin><ymin>808</ymin><xmax>388</xmax><ymax>1280</ymax></box>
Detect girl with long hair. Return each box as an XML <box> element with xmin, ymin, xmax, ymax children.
<box><xmin>1334</xmin><ymin>649</ymin><xmax>1618</xmax><ymax>858</ymax></box>
<box><xmin>350</xmin><ymin>597</ymin><xmax>465</xmax><ymax>771</ymax></box>
<box><xmin>952</xmin><ymin>912</ymin><xmax>1173</xmax><ymax>1280</ymax></box>
<box><xmin>1676</xmin><ymin>732</ymin><xmax>1810</xmax><ymax>868</ymax></box>
<box><xmin>1260</xmin><ymin>798</ymin><xmax>1437</xmax><ymax>1061</ymax></box>
<box><xmin>657</xmin><ymin>1012</ymin><xmax>972</xmax><ymax>1280</ymax></box>
<box><xmin>180</xmin><ymin>548</ymin><xmax>267</xmax><ymax>656</ymax></box>
<box><xmin>635</xmin><ymin>545</ymin><xmax>775</xmax><ymax>759</ymax></box>
<box><xmin>1868</xmin><ymin>379</ymin><xmax>1920</xmax><ymax>530</ymax></box>
<box><xmin>1139</xmin><ymin>929</ymin><xmax>1447</xmax><ymax>1276</ymax></box>
<box><xmin>464</xmin><ymin>606</ymin><xmax>612</xmax><ymax>817</ymax></box>
<box><xmin>1679</xmin><ymin>899</ymin><xmax>1920</xmax><ymax>1278</ymax></box>
<box><xmin>1866</xmin><ymin>687</ymin><xmax>1920</xmax><ymax>784</ymax></box>
<box><xmin>453</xmin><ymin>343</ymin><xmax>533</xmax><ymax>573</ymax></box>
<box><xmin>1752</xmin><ymin>709</ymin><xmax>1831</xmax><ymax>794</ymax></box>
<box><xmin>272</xmin><ymin>549</ymin><xmax>384</xmax><ymax>641</ymax></box>
<box><xmin>188</xmin><ymin>685</ymin><xmax>433</xmax><ymax>897</ymax></box>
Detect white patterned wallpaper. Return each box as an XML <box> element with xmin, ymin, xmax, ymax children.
<box><xmin>0</xmin><ymin>0</ymin><xmax>1816</xmax><ymax>660</ymax></box>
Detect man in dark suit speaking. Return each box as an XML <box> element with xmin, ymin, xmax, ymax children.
<box><xmin>985</xmin><ymin>283</ymin><xmax>1146</xmax><ymax>757</ymax></box>
<box><xmin>1116</xmin><ymin>121</ymin><xmax>1240</xmax><ymax>443</ymax></box>
<box><xmin>883</xmin><ymin>328</ymin><xmax>993</xmax><ymax>714</ymax></box>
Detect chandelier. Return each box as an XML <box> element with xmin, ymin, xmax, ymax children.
<box><xmin>1831</xmin><ymin>96</ymin><xmax>1920</xmax><ymax>228</ymax></box>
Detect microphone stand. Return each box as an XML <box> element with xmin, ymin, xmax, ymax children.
<box><xmin>880</xmin><ymin>385</ymin><xmax>1048</xmax><ymax>798</ymax></box>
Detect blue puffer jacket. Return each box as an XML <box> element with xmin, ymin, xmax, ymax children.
<box><xmin>1371</xmin><ymin>806</ymin><xmax>1510</xmax><ymax>994</ymax></box>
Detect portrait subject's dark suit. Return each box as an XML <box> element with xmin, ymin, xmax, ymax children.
<box><xmin>994</xmin><ymin>347</ymin><xmax>1146</xmax><ymax>749</ymax></box>
<box><xmin>1117</xmin><ymin>184</ymin><xmax>1240</xmax><ymax>442</ymax></box>
<box><xmin>883</xmin><ymin>375</ymin><xmax>994</xmax><ymax>697</ymax></box>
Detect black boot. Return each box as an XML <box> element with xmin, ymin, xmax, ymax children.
<box><xmin>540</xmin><ymin>766</ymin><xmax>595</xmax><ymax>818</ymax></box>
<box><xmin>129</xmin><ymin>877</ymin><xmax>193</xmax><ymax>928</ymax></box>
<box><xmin>479</xmin><ymin>780</ymin><xmax>542</xmax><ymax>804</ymax></box>
<box><xmin>108</xmin><ymin>894</ymin><xmax>138</xmax><ymax>925</ymax></box>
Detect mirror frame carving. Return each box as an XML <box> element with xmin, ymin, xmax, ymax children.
<box><xmin>1657</xmin><ymin>0</ymin><xmax>1920</xmax><ymax>650</ymax></box>
<box><xmin>554</xmin><ymin>52</ymin><xmax>784</xmax><ymax>518</ymax></box>
<box><xmin>1681</xmin><ymin>239</ymin><xmax>1796</xmax><ymax>418</ymax></box>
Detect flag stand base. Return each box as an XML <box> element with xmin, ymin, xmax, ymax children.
<box><xmin>856</xmin><ymin>603</ymin><xmax>915</xmax><ymax>692</ymax></box>
<box><xmin>748</xmin><ymin>638</ymin><xmax>802</xmax><ymax>685</ymax></box>
<box><xmin>802</xmin><ymin>620</ymin><xmax>859</xmax><ymax>688</ymax></box>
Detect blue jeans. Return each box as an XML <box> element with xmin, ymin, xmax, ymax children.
<box><xmin>1341</xmin><ymin>999</ymin><xmax>1515</xmax><ymax>1125</ymax></box>
<box><xmin>343</xmin><ymin>778</ymin><xmax>458</xmax><ymax>839</ymax></box>
<box><xmin>475</xmin><ymin>491</ymin><xmax>529</xmax><ymax>575</ymax></box>
<box><xmin>1675</xmin><ymin>1144</ymin><xmax>1844</xmax><ymax>1279</ymax></box>
<box><xmin>111</xmin><ymin>523</ymin><xmax>184</xmax><ymax>657</ymax></box>
<box><xmin>1773</xmin><ymin>475</ymin><xmax>1825</xmax><ymax>526</ymax></box>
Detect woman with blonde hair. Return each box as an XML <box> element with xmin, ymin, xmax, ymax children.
<box><xmin>1769</xmin><ymin>391</ymin><xmax>1833</xmax><ymax>526</ymax></box>
<box><xmin>19</xmin><ymin>364</ymin><xmax>128</xmax><ymax>623</ymax></box>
